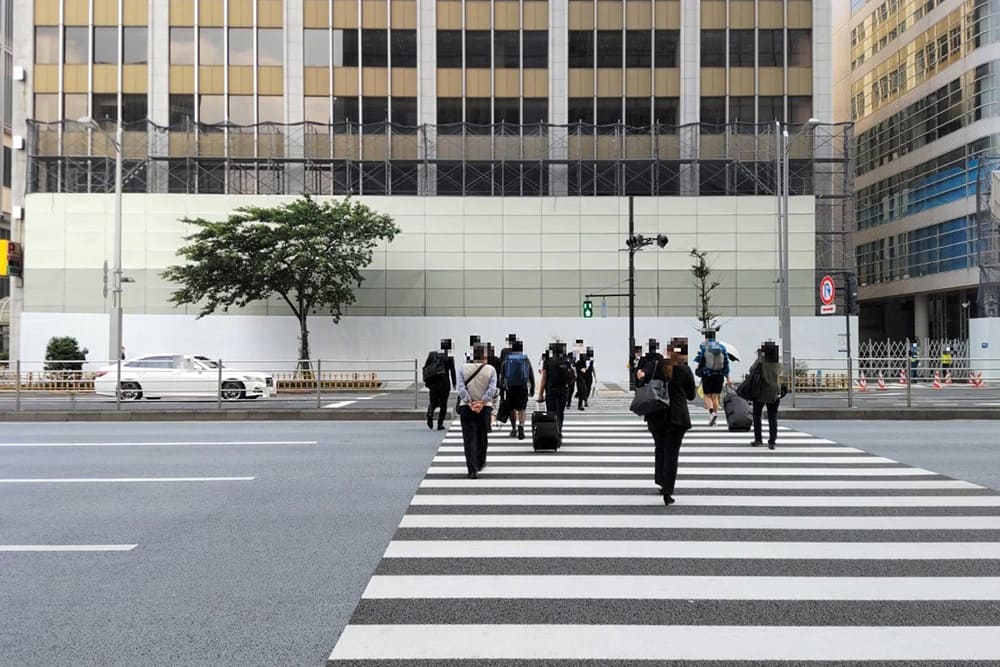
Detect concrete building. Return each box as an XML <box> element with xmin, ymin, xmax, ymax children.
<box><xmin>10</xmin><ymin>0</ymin><xmax>852</xmax><ymax>382</ymax></box>
<box><xmin>834</xmin><ymin>0</ymin><xmax>1000</xmax><ymax>342</ymax></box>
<box><xmin>0</xmin><ymin>0</ymin><xmax>13</xmax><ymax>354</ymax></box>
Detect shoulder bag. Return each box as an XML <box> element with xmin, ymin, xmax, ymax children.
<box><xmin>630</xmin><ymin>378</ymin><xmax>670</xmax><ymax>416</ymax></box>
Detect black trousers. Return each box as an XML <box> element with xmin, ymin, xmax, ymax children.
<box><xmin>576</xmin><ymin>376</ymin><xmax>590</xmax><ymax>409</ymax></box>
<box><xmin>646</xmin><ymin>412</ymin><xmax>685</xmax><ymax>496</ymax></box>
<box><xmin>546</xmin><ymin>388</ymin><xmax>568</xmax><ymax>428</ymax></box>
<box><xmin>753</xmin><ymin>400</ymin><xmax>780</xmax><ymax>444</ymax></box>
<box><xmin>426</xmin><ymin>387</ymin><xmax>449</xmax><ymax>425</ymax></box>
<box><xmin>458</xmin><ymin>405</ymin><xmax>492</xmax><ymax>473</ymax></box>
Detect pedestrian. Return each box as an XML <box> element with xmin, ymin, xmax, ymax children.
<box><xmin>574</xmin><ymin>341</ymin><xmax>593</xmax><ymax>411</ymax></box>
<box><xmin>909</xmin><ymin>342</ymin><xmax>920</xmax><ymax>382</ymax></box>
<box><xmin>422</xmin><ymin>338</ymin><xmax>456</xmax><ymax>431</ymax></box>
<box><xmin>465</xmin><ymin>334</ymin><xmax>481</xmax><ymax>363</ymax></box>
<box><xmin>567</xmin><ymin>339</ymin><xmax>586</xmax><ymax>410</ymax></box>
<box><xmin>586</xmin><ymin>346</ymin><xmax>597</xmax><ymax>403</ymax></box>
<box><xmin>456</xmin><ymin>342</ymin><xmax>498</xmax><ymax>479</ymax></box>
<box><xmin>635</xmin><ymin>337</ymin><xmax>697</xmax><ymax>506</ymax></box>
<box><xmin>748</xmin><ymin>340</ymin><xmax>783</xmax><ymax>450</ymax></box>
<box><xmin>501</xmin><ymin>339</ymin><xmax>534</xmax><ymax>440</ymax></box>
<box><xmin>941</xmin><ymin>346</ymin><xmax>954</xmax><ymax>374</ymax></box>
<box><xmin>693</xmin><ymin>330</ymin><xmax>731</xmax><ymax>426</ymax></box>
<box><xmin>486</xmin><ymin>343</ymin><xmax>502</xmax><ymax>430</ymax></box>
<box><xmin>630</xmin><ymin>345</ymin><xmax>644</xmax><ymax>386</ymax></box>
<box><xmin>537</xmin><ymin>341</ymin><xmax>575</xmax><ymax>430</ymax></box>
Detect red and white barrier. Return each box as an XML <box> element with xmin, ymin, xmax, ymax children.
<box><xmin>970</xmin><ymin>371</ymin><xmax>986</xmax><ymax>388</ymax></box>
<box><xmin>931</xmin><ymin>371</ymin><xmax>942</xmax><ymax>389</ymax></box>
<box><xmin>877</xmin><ymin>371</ymin><xmax>887</xmax><ymax>391</ymax></box>
<box><xmin>897</xmin><ymin>369</ymin><xmax>907</xmax><ymax>386</ymax></box>
<box><xmin>856</xmin><ymin>372</ymin><xmax>868</xmax><ymax>392</ymax></box>
<box><xmin>944</xmin><ymin>370</ymin><xmax>953</xmax><ymax>385</ymax></box>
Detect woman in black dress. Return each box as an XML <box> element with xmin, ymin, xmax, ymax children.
<box><xmin>635</xmin><ymin>338</ymin><xmax>697</xmax><ymax>506</ymax></box>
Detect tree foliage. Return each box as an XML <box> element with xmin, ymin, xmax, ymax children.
<box><xmin>45</xmin><ymin>336</ymin><xmax>87</xmax><ymax>371</ymax></box>
<box><xmin>689</xmin><ymin>248</ymin><xmax>720</xmax><ymax>331</ymax></box>
<box><xmin>162</xmin><ymin>196</ymin><xmax>399</xmax><ymax>361</ymax></box>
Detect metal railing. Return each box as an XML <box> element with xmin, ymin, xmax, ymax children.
<box><xmin>0</xmin><ymin>358</ymin><xmax>421</xmax><ymax>412</ymax></box>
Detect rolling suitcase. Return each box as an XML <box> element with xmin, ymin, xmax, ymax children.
<box><xmin>531</xmin><ymin>411</ymin><xmax>561</xmax><ymax>451</ymax></box>
<box><xmin>723</xmin><ymin>388</ymin><xmax>753</xmax><ymax>432</ymax></box>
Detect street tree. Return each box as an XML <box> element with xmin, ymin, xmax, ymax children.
<box><xmin>689</xmin><ymin>248</ymin><xmax>720</xmax><ymax>332</ymax></box>
<box><xmin>163</xmin><ymin>196</ymin><xmax>399</xmax><ymax>363</ymax></box>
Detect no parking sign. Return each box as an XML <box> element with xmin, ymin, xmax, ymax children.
<box><xmin>819</xmin><ymin>275</ymin><xmax>836</xmax><ymax>315</ymax></box>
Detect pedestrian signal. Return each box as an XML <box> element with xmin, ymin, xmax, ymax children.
<box><xmin>582</xmin><ymin>299</ymin><xmax>593</xmax><ymax>318</ymax></box>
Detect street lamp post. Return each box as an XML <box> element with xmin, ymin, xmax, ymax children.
<box><xmin>79</xmin><ymin>116</ymin><xmax>123</xmax><ymax>363</ymax></box>
<box><xmin>624</xmin><ymin>196</ymin><xmax>669</xmax><ymax>389</ymax></box>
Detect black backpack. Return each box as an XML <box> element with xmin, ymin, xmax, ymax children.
<box><xmin>422</xmin><ymin>353</ymin><xmax>447</xmax><ymax>384</ymax></box>
<box><xmin>548</xmin><ymin>357</ymin><xmax>576</xmax><ymax>388</ymax></box>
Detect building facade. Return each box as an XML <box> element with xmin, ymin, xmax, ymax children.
<box><xmin>835</xmin><ymin>0</ymin><xmax>1000</xmax><ymax>342</ymax></box>
<box><xmin>8</xmin><ymin>0</ymin><xmax>852</xmax><ymax>376</ymax></box>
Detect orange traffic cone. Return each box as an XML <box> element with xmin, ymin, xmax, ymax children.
<box><xmin>898</xmin><ymin>369</ymin><xmax>907</xmax><ymax>386</ymax></box>
<box><xmin>856</xmin><ymin>372</ymin><xmax>868</xmax><ymax>392</ymax></box>
<box><xmin>944</xmin><ymin>370</ymin><xmax>953</xmax><ymax>385</ymax></box>
<box><xmin>931</xmin><ymin>371</ymin><xmax>942</xmax><ymax>389</ymax></box>
<box><xmin>877</xmin><ymin>371</ymin><xmax>887</xmax><ymax>391</ymax></box>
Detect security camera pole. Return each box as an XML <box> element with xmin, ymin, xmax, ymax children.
<box><xmin>625</xmin><ymin>196</ymin><xmax>669</xmax><ymax>389</ymax></box>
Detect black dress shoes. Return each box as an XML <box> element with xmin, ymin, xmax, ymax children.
<box><xmin>768</xmin><ymin>442</ymin><xmax>776</xmax><ymax>450</ymax></box>
<box><xmin>437</xmin><ymin>424</ymin><xmax>446</xmax><ymax>431</ymax></box>
<box><xmin>750</xmin><ymin>441</ymin><xmax>763</xmax><ymax>447</ymax></box>
<box><xmin>427</xmin><ymin>416</ymin><xmax>433</xmax><ymax>430</ymax></box>
<box><xmin>468</xmin><ymin>471</ymin><xmax>478</xmax><ymax>479</ymax></box>
<box><xmin>663</xmin><ymin>495</ymin><xmax>675</xmax><ymax>506</ymax></box>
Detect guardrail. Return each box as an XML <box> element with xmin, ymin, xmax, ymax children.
<box><xmin>0</xmin><ymin>358</ymin><xmax>421</xmax><ymax>411</ymax></box>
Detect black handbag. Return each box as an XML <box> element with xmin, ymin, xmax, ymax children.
<box><xmin>496</xmin><ymin>398</ymin><xmax>512</xmax><ymax>423</ymax></box>
<box><xmin>630</xmin><ymin>379</ymin><xmax>670</xmax><ymax>416</ymax></box>
<box><xmin>737</xmin><ymin>363</ymin><xmax>761</xmax><ymax>402</ymax></box>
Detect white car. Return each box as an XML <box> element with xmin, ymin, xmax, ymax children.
<box><xmin>94</xmin><ymin>354</ymin><xmax>275</xmax><ymax>401</ymax></box>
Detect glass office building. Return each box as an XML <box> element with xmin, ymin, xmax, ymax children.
<box><xmin>836</xmin><ymin>0</ymin><xmax>1000</xmax><ymax>340</ymax></box>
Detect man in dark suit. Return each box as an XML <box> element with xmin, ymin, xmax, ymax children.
<box><xmin>424</xmin><ymin>339</ymin><xmax>457</xmax><ymax>431</ymax></box>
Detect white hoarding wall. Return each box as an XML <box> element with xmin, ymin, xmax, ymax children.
<box><xmin>21</xmin><ymin>311</ymin><xmax>858</xmax><ymax>385</ymax></box>
<box><xmin>969</xmin><ymin>317</ymin><xmax>1000</xmax><ymax>381</ymax></box>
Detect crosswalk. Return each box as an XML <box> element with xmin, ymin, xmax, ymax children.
<box><xmin>328</xmin><ymin>412</ymin><xmax>1000</xmax><ymax>664</ymax></box>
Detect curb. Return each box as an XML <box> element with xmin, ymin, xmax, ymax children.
<box><xmin>782</xmin><ymin>408</ymin><xmax>1000</xmax><ymax>420</ymax></box>
<box><xmin>0</xmin><ymin>410</ymin><xmax>437</xmax><ymax>422</ymax></box>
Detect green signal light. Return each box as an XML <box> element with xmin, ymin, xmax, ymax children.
<box><xmin>582</xmin><ymin>299</ymin><xmax>593</xmax><ymax>318</ymax></box>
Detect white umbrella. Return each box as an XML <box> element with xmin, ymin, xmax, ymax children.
<box><xmin>717</xmin><ymin>340</ymin><xmax>741</xmax><ymax>362</ymax></box>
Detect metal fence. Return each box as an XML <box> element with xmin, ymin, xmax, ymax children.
<box><xmin>0</xmin><ymin>358</ymin><xmax>421</xmax><ymax>412</ymax></box>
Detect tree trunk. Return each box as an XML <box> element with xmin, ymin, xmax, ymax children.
<box><xmin>298</xmin><ymin>314</ymin><xmax>311</xmax><ymax>372</ymax></box>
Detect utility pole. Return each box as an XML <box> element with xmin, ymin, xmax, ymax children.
<box><xmin>628</xmin><ymin>196</ymin><xmax>636</xmax><ymax>389</ymax></box>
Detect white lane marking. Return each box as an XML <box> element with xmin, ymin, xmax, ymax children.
<box><xmin>324</xmin><ymin>401</ymin><xmax>358</xmax><ymax>408</ymax></box>
<box><xmin>410</xmin><ymin>494</ymin><xmax>1000</xmax><ymax>507</ymax></box>
<box><xmin>421</xmin><ymin>478</ymin><xmax>981</xmax><ymax>489</ymax></box>
<box><xmin>399</xmin><ymin>514</ymin><xmax>1000</xmax><ymax>530</ymax></box>
<box><xmin>363</xmin><ymin>575</ymin><xmax>1000</xmax><ymax>601</ymax></box>
<box><xmin>383</xmin><ymin>540</ymin><xmax>1000</xmax><ymax>560</ymax></box>
<box><xmin>0</xmin><ymin>544</ymin><xmax>138</xmax><ymax>552</ymax></box>
<box><xmin>0</xmin><ymin>441</ymin><xmax>318</xmax><ymax>447</ymax></box>
<box><xmin>0</xmin><ymin>477</ymin><xmax>255</xmax><ymax>483</ymax></box>
<box><xmin>424</xmin><ymin>467</ymin><xmax>934</xmax><ymax>477</ymax></box>
<box><xmin>437</xmin><ymin>446</ymin><xmax>864</xmax><ymax>454</ymax></box>
<box><xmin>354</xmin><ymin>393</ymin><xmax>388</xmax><ymax>400</ymax></box>
<box><xmin>432</xmin><ymin>455</ymin><xmax>895</xmax><ymax>464</ymax></box>
<box><xmin>328</xmin><ymin>624</ymin><xmax>1000</xmax><ymax>661</ymax></box>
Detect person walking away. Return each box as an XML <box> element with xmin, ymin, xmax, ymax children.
<box><xmin>456</xmin><ymin>343</ymin><xmax>497</xmax><ymax>478</ymax></box>
<box><xmin>497</xmin><ymin>333</ymin><xmax>517</xmax><ymax>420</ymax></box>
<box><xmin>635</xmin><ymin>337</ymin><xmax>696</xmax><ymax>506</ymax></box>
<box><xmin>694</xmin><ymin>331</ymin><xmax>731</xmax><ymax>426</ymax></box>
<box><xmin>486</xmin><ymin>343</ymin><xmax>502</xmax><ymax>431</ymax></box>
<box><xmin>567</xmin><ymin>340</ymin><xmax>586</xmax><ymax>409</ymax></box>
<box><xmin>941</xmin><ymin>346</ymin><xmax>954</xmax><ymax>375</ymax></box>
<box><xmin>537</xmin><ymin>342</ymin><xmax>575</xmax><ymax>430</ymax></box>
<box><xmin>423</xmin><ymin>339</ymin><xmax>457</xmax><ymax>430</ymax></box>
<box><xmin>749</xmin><ymin>341</ymin><xmax>783</xmax><ymax>450</ymax></box>
<box><xmin>502</xmin><ymin>339</ymin><xmax>534</xmax><ymax>440</ymax></box>
<box><xmin>574</xmin><ymin>344</ymin><xmax>593</xmax><ymax>411</ymax></box>
<box><xmin>909</xmin><ymin>342</ymin><xmax>920</xmax><ymax>382</ymax></box>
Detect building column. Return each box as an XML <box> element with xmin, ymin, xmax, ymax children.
<box><xmin>678</xmin><ymin>0</ymin><xmax>700</xmax><ymax>196</ymax></box>
<box><xmin>914</xmin><ymin>293</ymin><xmax>930</xmax><ymax>343</ymax></box>
<box><xmin>417</xmin><ymin>0</ymin><xmax>437</xmax><ymax>194</ymax></box>
<box><xmin>284</xmin><ymin>0</ymin><xmax>305</xmax><ymax>193</ymax></box>
<box><xmin>548</xmin><ymin>0</ymin><xmax>568</xmax><ymax>195</ymax></box>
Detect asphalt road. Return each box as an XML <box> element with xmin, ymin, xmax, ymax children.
<box><xmin>0</xmin><ymin>422</ymin><xmax>442</xmax><ymax>667</ymax></box>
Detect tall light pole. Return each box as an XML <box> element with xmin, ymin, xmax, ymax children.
<box><xmin>78</xmin><ymin>116</ymin><xmax>123</xmax><ymax>362</ymax></box>
<box><xmin>624</xmin><ymin>196</ymin><xmax>669</xmax><ymax>389</ymax></box>
<box><xmin>777</xmin><ymin>117</ymin><xmax>819</xmax><ymax>375</ymax></box>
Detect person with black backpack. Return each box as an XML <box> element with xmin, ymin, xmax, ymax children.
<box><xmin>573</xmin><ymin>341</ymin><xmax>593</xmax><ymax>411</ymax></box>
<box><xmin>423</xmin><ymin>339</ymin><xmax>457</xmax><ymax>430</ymax></box>
<box><xmin>693</xmin><ymin>329</ymin><xmax>731</xmax><ymax>427</ymax></box>
<box><xmin>500</xmin><ymin>339</ymin><xmax>535</xmax><ymax>440</ymax></box>
<box><xmin>537</xmin><ymin>341</ymin><xmax>575</xmax><ymax>429</ymax></box>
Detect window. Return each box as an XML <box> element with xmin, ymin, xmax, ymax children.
<box><xmin>229</xmin><ymin>95</ymin><xmax>254</xmax><ymax>125</ymax></box>
<box><xmin>700</xmin><ymin>96</ymin><xmax>725</xmax><ymax>130</ymax></box>
<box><xmin>333</xmin><ymin>96</ymin><xmax>359</xmax><ymax>123</ymax></box>
<box><xmin>199</xmin><ymin>94</ymin><xmax>224</xmax><ymax>124</ymax></box>
<box><xmin>3</xmin><ymin>146</ymin><xmax>10</xmax><ymax>189</ymax></box>
<box><xmin>625</xmin><ymin>97</ymin><xmax>651</xmax><ymax>127</ymax></box>
<box><xmin>465</xmin><ymin>97</ymin><xmax>491</xmax><ymax>126</ymax></box>
<box><xmin>729</xmin><ymin>96</ymin><xmax>755</xmax><ymax>124</ymax></box>
<box><xmin>494</xmin><ymin>98</ymin><xmax>519</xmax><ymax>124</ymax></box>
<box><xmin>200</xmin><ymin>28</ymin><xmax>224</xmax><ymax>65</ymax></box>
<box><xmin>92</xmin><ymin>94</ymin><xmax>118</xmax><ymax>122</ymax></box>
<box><xmin>437</xmin><ymin>30</ymin><xmax>462</xmax><ymax>67</ymax></box>
<box><xmin>361</xmin><ymin>30</ymin><xmax>387</xmax><ymax>67</ymax></box>
<box><xmin>124</xmin><ymin>27</ymin><xmax>147</xmax><ymax>64</ymax></box>
<box><xmin>494</xmin><ymin>31</ymin><xmax>519</xmax><ymax>68</ymax></box>
<box><xmin>304</xmin><ymin>97</ymin><xmax>330</xmax><ymax>125</ymax></box>
<box><xmin>654</xmin><ymin>30</ymin><xmax>679</xmax><ymax>67</ymax></box>
<box><xmin>35</xmin><ymin>26</ymin><xmax>59</xmax><ymax>64</ymax></box>
<box><xmin>730</xmin><ymin>29</ymin><xmax>755</xmax><ymax>67</ymax></box>
<box><xmin>523</xmin><ymin>99</ymin><xmax>548</xmax><ymax>126</ymax></box>
<box><xmin>596</xmin><ymin>97</ymin><xmax>621</xmax><ymax>124</ymax></box>
<box><xmin>64</xmin><ymin>94</ymin><xmax>87</xmax><ymax>123</ymax></box>
<box><xmin>523</xmin><ymin>31</ymin><xmax>547</xmax><ymax>68</ymax></box>
<box><xmin>568</xmin><ymin>31</ymin><xmax>593</xmax><ymax>68</ymax></box>
<box><xmin>465</xmin><ymin>31</ymin><xmax>490</xmax><ymax>67</ymax></box>
<box><xmin>596</xmin><ymin>31</ymin><xmax>622</xmax><ymax>68</ymax></box>
<box><xmin>64</xmin><ymin>27</ymin><xmax>88</xmax><ymax>64</ymax></box>
<box><xmin>170</xmin><ymin>28</ymin><xmax>194</xmax><ymax>65</ymax></box>
<box><xmin>757</xmin><ymin>29</ymin><xmax>783</xmax><ymax>67</ymax></box>
<box><xmin>654</xmin><ymin>97</ymin><xmax>678</xmax><ymax>127</ymax></box>
<box><xmin>169</xmin><ymin>94</ymin><xmax>194</xmax><ymax>127</ymax></box>
<box><xmin>788</xmin><ymin>29</ymin><xmax>811</xmax><ymax>66</ymax></box>
<box><xmin>758</xmin><ymin>96</ymin><xmax>783</xmax><ymax>122</ymax></box>
<box><xmin>229</xmin><ymin>28</ymin><xmax>253</xmax><ymax>65</ymax></box>
<box><xmin>34</xmin><ymin>94</ymin><xmax>58</xmax><ymax>121</ymax></box>
<box><xmin>258</xmin><ymin>96</ymin><xmax>283</xmax><ymax>124</ymax></box>
<box><xmin>701</xmin><ymin>30</ymin><xmax>725</xmax><ymax>67</ymax></box>
<box><xmin>437</xmin><ymin>97</ymin><xmax>463</xmax><ymax>130</ymax></box>
<box><xmin>391</xmin><ymin>30</ymin><xmax>416</xmax><ymax>67</ymax></box>
<box><xmin>391</xmin><ymin>97</ymin><xmax>418</xmax><ymax>127</ymax></box>
<box><xmin>362</xmin><ymin>96</ymin><xmax>388</xmax><ymax>124</ymax></box>
<box><xmin>789</xmin><ymin>96</ymin><xmax>813</xmax><ymax>124</ymax></box>
<box><xmin>94</xmin><ymin>27</ymin><xmax>117</xmax><ymax>64</ymax></box>
<box><xmin>303</xmin><ymin>29</ymin><xmax>329</xmax><ymax>67</ymax></box>
<box><xmin>258</xmin><ymin>29</ymin><xmax>283</xmax><ymax>66</ymax></box>
<box><xmin>568</xmin><ymin>97</ymin><xmax>593</xmax><ymax>124</ymax></box>
<box><xmin>121</xmin><ymin>94</ymin><xmax>147</xmax><ymax>123</ymax></box>
<box><xmin>333</xmin><ymin>29</ymin><xmax>358</xmax><ymax>67</ymax></box>
<box><xmin>626</xmin><ymin>30</ymin><xmax>651</xmax><ymax>67</ymax></box>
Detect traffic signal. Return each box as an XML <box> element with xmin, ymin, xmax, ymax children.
<box><xmin>582</xmin><ymin>299</ymin><xmax>593</xmax><ymax>318</ymax></box>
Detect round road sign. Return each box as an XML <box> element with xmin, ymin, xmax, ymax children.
<box><xmin>819</xmin><ymin>275</ymin><xmax>836</xmax><ymax>305</ymax></box>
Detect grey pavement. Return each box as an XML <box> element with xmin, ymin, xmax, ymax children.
<box><xmin>0</xmin><ymin>421</ymin><xmax>442</xmax><ymax>667</ymax></box>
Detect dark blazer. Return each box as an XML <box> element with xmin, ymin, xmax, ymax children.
<box><xmin>637</xmin><ymin>358</ymin><xmax>697</xmax><ymax>431</ymax></box>
<box><xmin>424</xmin><ymin>352</ymin><xmax>457</xmax><ymax>390</ymax></box>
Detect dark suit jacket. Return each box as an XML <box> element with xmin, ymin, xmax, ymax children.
<box><xmin>636</xmin><ymin>359</ymin><xmax>697</xmax><ymax>430</ymax></box>
<box><xmin>424</xmin><ymin>352</ymin><xmax>457</xmax><ymax>391</ymax></box>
